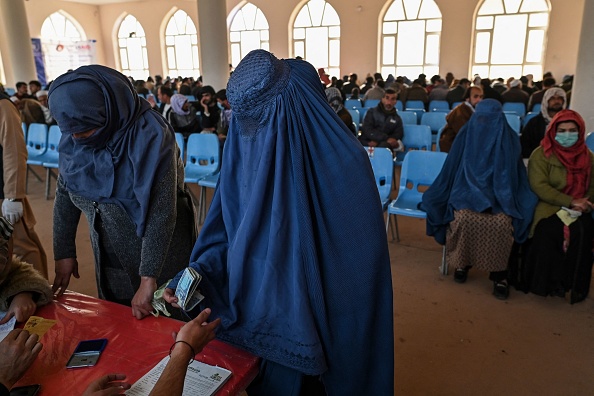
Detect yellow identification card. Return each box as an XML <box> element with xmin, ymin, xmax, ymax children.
<box><xmin>23</xmin><ymin>316</ymin><xmax>56</xmax><ymax>338</ymax></box>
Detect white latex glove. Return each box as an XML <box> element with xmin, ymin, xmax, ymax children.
<box><xmin>2</xmin><ymin>200</ymin><xmax>23</xmax><ymax>224</ymax></box>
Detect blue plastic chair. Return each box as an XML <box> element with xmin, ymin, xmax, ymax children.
<box><xmin>502</xmin><ymin>102</ymin><xmax>526</xmax><ymax>118</ymax></box>
<box><xmin>175</xmin><ymin>132</ymin><xmax>185</xmax><ymax>163</ymax></box>
<box><xmin>348</xmin><ymin>108</ymin><xmax>360</xmax><ymax>127</ymax></box>
<box><xmin>586</xmin><ymin>133</ymin><xmax>594</xmax><ymax>153</ymax></box>
<box><xmin>398</xmin><ymin>110</ymin><xmax>417</xmax><ymax>126</ymax></box>
<box><xmin>359</xmin><ymin>107</ymin><xmax>370</xmax><ymax>127</ymax></box>
<box><xmin>522</xmin><ymin>112</ymin><xmax>539</xmax><ymax>127</ymax></box>
<box><xmin>504</xmin><ymin>113</ymin><xmax>521</xmax><ymax>134</ymax></box>
<box><xmin>5</xmin><ymin>88</ymin><xmax>15</xmax><ymax>96</ymax></box>
<box><xmin>42</xmin><ymin>125</ymin><xmax>61</xmax><ymax>199</ymax></box>
<box><xmin>197</xmin><ymin>172</ymin><xmax>220</xmax><ymax>225</ymax></box>
<box><xmin>421</xmin><ymin>112</ymin><xmax>447</xmax><ymax>144</ymax></box>
<box><xmin>185</xmin><ymin>95</ymin><xmax>196</xmax><ymax>102</ymax></box>
<box><xmin>451</xmin><ymin>101</ymin><xmax>463</xmax><ymax>109</ymax></box>
<box><xmin>345</xmin><ymin>99</ymin><xmax>363</xmax><ymax>109</ymax></box>
<box><xmin>22</xmin><ymin>122</ymin><xmax>27</xmax><ymax>141</ymax></box>
<box><xmin>532</xmin><ymin>103</ymin><xmax>542</xmax><ymax>114</ymax></box>
<box><xmin>386</xmin><ymin>150</ymin><xmax>448</xmax><ymax>272</ymax></box>
<box><xmin>364</xmin><ymin>99</ymin><xmax>380</xmax><ymax>108</ymax></box>
<box><xmin>184</xmin><ymin>133</ymin><xmax>220</xmax><ymax>184</ymax></box>
<box><xmin>429</xmin><ymin>100</ymin><xmax>450</xmax><ymax>112</ymax></box>
<box><xmin>365</xmin><ymin>147</ymin><xmax>393</xmax><ymax>212</ymax></box>
<box><xmin>386</xmin><ymin>150</ymin><xmax>447</xmax><ymax>239</ymax></box>
<box><xmin>26</xmin><ymin>123</ymin><xmax>49</xmax><ymax>165</ymax></box>
<box><xmin>394</xmin><ymin>125</ymin><xmax>433</xmax><ymax>166</ymax></box>
<box><xmin>405</xmin><ymin>100</ymin><xmax>426</xmax><ymax>111</ymax></box>
<box><xmin>435</xmin><ymin>126</ymin><xmax>446</xmax><ymax>152</ymax></box>
<box><xmin>396</xmin><ymin>100</ymin><xmax>404</xmax><ymax>111</ymax></box>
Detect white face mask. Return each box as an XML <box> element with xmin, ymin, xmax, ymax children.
<box><xmin>554</xmin><ymin>132</ymin><xmax>579</xmax><ymax>147</ymax></box>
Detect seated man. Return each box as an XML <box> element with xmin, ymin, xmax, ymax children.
<box><xmin>520</xmin><ymin>87</ymin><xmax>566</xmax><ymax>159</ymax></box>
<box><xmin>198</xmin><ymin>86</ymin><xmax>220</xmax><ymax>132</ymax></box>
<box><xmin>439</xmin><ymin>86</ymin><xmax>483</xmax><ymax>153</ymax></box>
<box><xmin>359</xmin><ymin>88</ymin><xmax>403</xmax><ymax>151</ymax></box>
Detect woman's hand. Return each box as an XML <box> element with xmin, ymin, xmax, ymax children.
<box><xmin>570</xmin><ymin>197</ymin><xmax>593</xmax><ymax>213</ymax></box>
<box><xmin>0</xmin><ymin>292</ymin><xmax>36</xmax><ymax>324</ymax></box>
<box><xmin>52</xmin><ymin>258</ymin><xmax>79</xmax><ymax>296</ymax></box>
<box><xmin>131</xmin><ymin>277</ymin><xmax>157</xmax><ymax>319</ymax></box>
<box><xmin>82</xmin><ymin>373</ymin><xmax>130</xmax><ymax>396</ymax></box>
<box><xmin>163</xmin><ymin>288</ymin><xmax>180</xmax><ymax>308</ymax></box>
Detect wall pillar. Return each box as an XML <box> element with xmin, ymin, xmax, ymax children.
<box><xmin>0</xmin><ymin>0</ymin><xmax>37</xmax><ymax>86</ymax></box>
<box><xmin>570</xmin><ymin>1</ymin><xmax>594</xmax><ymax>132</ymax></box>
<box><xmin>197</xmin><ymin>0</ymin><xmax>229</xmax><ymax>91</ymax></box>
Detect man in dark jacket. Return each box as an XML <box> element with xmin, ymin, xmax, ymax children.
<box><xmin>359</xmin><ymin>88</ymin><xmax>403</xmax><ymax>150</ymax></box>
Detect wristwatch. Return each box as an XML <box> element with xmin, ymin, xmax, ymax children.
<box><xmin>7</xmin><ymin>198</ymin><xmax>22</xmax><ymax>202</ymax></box>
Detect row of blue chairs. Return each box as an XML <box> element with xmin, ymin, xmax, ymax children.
<box><xmin>176</xmin><ymin>133</ymin><xmax>220</xmax><ymax>224</ymax></box>
<box><xmin>22</xmin><ymin>123</ymin><xmax>60</xmax><ymax>199</ymax></box>
<box><xmin>366</xmin><ymin>147</ymin><xmax>448</xmax><ymax>274</ymax></box>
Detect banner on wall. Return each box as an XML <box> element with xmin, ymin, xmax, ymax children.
<box><xmin>33</xmin><ymin>39</ymin><xmax>97</xmax><ymax>84</ymax></box>
<box><xmin>31</xmin><ymin>38</ymin><xmax>47</xmax><ymax>86</ymax></box>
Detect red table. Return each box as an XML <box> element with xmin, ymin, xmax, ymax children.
<box><xmin>14</xmin><ymin>291</ymin><xmax>259</xmax><ymax>395</ymax></box>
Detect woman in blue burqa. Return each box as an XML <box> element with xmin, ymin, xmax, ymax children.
<box><xmin>48</xmin><ymin>65</ymin><xmax>196</xmax><ymax>319</ymax></box>
<box><xmin>164</xmin><ymin>50</ymin><xmax>394</xmax><ymax>395</ymax></box>
<box><xmin>422</xmin><ymin>99</ymin><xmax>537</xmax><ymax>299</ymax></box>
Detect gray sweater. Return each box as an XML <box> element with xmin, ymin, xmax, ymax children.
<box><xmin>53</xmin><ymin>154</ymin><xmax>196</xmax><ymax>300</ymax></box>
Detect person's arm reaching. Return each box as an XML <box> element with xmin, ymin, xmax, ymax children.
<box><xmin>149</xmin><ymin>308</ymin><xmax>221</xmax><ymax>396</ymax></box>
<box><xmin>0</xmin><ymin>329</ymin><xmax>42</xmax><ymax>391</ymax></box>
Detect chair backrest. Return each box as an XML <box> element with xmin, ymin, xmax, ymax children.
<box><xmin>185</xmin><ymin>133</ymin><xmax>219</xmax><ymax>174</ymax></box>
<box><xmin>347</xmin><ymin>108</ymin><xmax>360</xmax><ymax>126</ymax></box>
<box><xmin>420</xmin><ymin>112</ymin><xmax>447</xmax><ymax>133</ymax></box>
<box><xmin>504</xmin><ymin>113</ymin><xmax>521</xmax><ymax>134</ymax></box>
<box><xmin>5</xmin><ymin>88</ymin><xmax>15</xmax><ymax>96</ymax></box>
<box><xmin>398</xmin><ymin>150</ymin><xmax>448</xmax><ymax>201</ymax></box>
<box><xmin>586</xmin><ymin>133</ymin><xmax>594</xmax><ymax>153</ymax></box>
<box><xmin>502</xmin><ymin>102</ymin><xmax>526</xmax><ymax>117</ymax></box>
<box><xmin>451</xmin><ymin>101</ymin><xmax>463</xmax><ymax>109</ymax></box>
<box><xmin>396</xmin><ymin>100</ymin><xmax>403</xmax><ymax>111</ymax></box>
<box><xmin>175</xmin><ymin>132</ymin><xmax>185</xmax><ymax>162</ymax></box>
<box><xmin>403</xmin><ymin>125</ymin><xmax>432</xmax><ymax>151</ymax></box>
<box><xmin>26</xmin><ymin>123</ymin><xmax>48</xmax><ymax>156</ymax></box>
<box><xmin>429</xmin><ymin>100</ymin><xmax>450</xmax><ymax>112</ymax></box>
<box><xmin>435</xmin><ymin>126</ymin><xmax>445</xmax><ymax>152</ymax></box>
<box><xmin>364</xmin><ymin>99</ymin><xmax>380</xmax><ymax>108</ymax></box>
<box><xmin>345</xmin><ymin>98</ymin><xmax>363</xmax><ymax>109</ymax></box>
<box><xmin>365</xmin><ymin>147</ymin><xmax>393</xmax><ymax>202</ymax></box>
<box><xmin>398</xmin><ymin>110</ymin><xmax>417</xmax><ymax>125</ymax></box>
<box><xmin>185</xmin><ymin>95</ymin><xmax>196</xmax><ymax>102</ymax></box>
<box><xmin>531</xmin><ymin>103</ymin><xmax>542</xmax><ymax>114</ymax></box>
<box><xmin>359</xmin><ymin>107</ymin><xmax>370</xmax><ymax>125</ymax></box>
<box><xmin>22</xmin><ymin>122</ymin><xmax>27</xmax><ymax>141</ymax></box>
<box><xmin>405</xmin><ymin>100</ymin><xmax>425</xmax><ymax>110</ymax></box>
<box><xmin>45</xmin><ymin>125</ymin><xmax>61</xmax><ymax>163</ymax></box>
<box><xmin>522</xmin><ymin>112</ymin><xmax>539</xmax><ymax>127</ymax></box>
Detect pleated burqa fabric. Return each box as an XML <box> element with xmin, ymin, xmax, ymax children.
<box><xmin>170</xmin><ymin>50</ymin><xmax>394</xmax><ymax>395</ymax></box>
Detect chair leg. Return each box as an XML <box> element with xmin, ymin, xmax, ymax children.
<box><xmin>198</xmin><ymin>185</ymin><xmax>206</xmax><ymax>225</ymax></box>
<box><xmin>45</xmin><ymin>168</ymin><xmax>50</xmax><ymax>200</ymax></box>
<box><xmin>385</xmin><ymin>213</ymin><xmax>391</xmax><ymax>236</ymax></box>
<box><xmin>440</xmin><ymin>245</ymin><xmax>448</xmax><ymax>275</ymax></box>
<box><xmin>394</xmin><ymin>216</ymin><xmax>400</xmax><ymax>242</ymax></box>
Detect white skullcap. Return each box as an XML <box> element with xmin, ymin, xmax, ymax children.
<box><xmin>509</xmin><ymin>79</ymin><xmax>520</xmax><ymax>88</ymax></box>
<box><xmin>36</xmin><ymin>90</ymin><xmax>48</xmax><ymax>98</ymax></box>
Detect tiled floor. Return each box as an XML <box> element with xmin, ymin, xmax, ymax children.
<box><xmin>27</xmin><ymin>164</ymin><xmax>594</xmax><ymax>395</ymax></box>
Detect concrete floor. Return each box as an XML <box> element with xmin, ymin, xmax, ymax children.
<box><xmin>27</xmin><ymin>164</ymin><xmax>594</xmax><ymax>395</ymax></box>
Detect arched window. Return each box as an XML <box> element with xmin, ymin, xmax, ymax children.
<box><xmin>229</xmin><ymin>3</ymin><xmax>270</xmax><ymax>67</ymax></box>
<box><xmin>292</xmin><ymin>0</ymin><xmax>340</xmax><ymax>78</ymax></box>
<box><xmin>40</xmin><ymin>11</ymin><xmax>87</xmax><ymax>81</ymax></box>
<box><xmin>117</xmin><ymin>14</ymin><xmax>149</xmax><ymax>81</ymax></box>
<box><xmin>165</xmin><ymin>9</ymin><xmax>200</xmax><ymax>78</ymax></box>
<box><xmin>471</xmin><ymin>0</ymin><xmax>550</xmax><ymax>79</ymax></box>
<box><xmin>380</xmin><ymin>0</ymin><xmax>442</xmax><ymax>80</ymax></box>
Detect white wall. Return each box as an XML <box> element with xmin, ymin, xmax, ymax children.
<box><xmin>0</xmin><ymin>0</ymin><xmax>586</xmax><ymax>90</ymax></box>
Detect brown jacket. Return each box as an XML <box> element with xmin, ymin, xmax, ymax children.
<box><xmin>0</xmin><ymin>255</ymin><xmax>52</xmax><ymax>311</ymax></box>
<box><xmin>439</xmin><ymin>102</ymin><xmax>474</xmax><ymax>153</ymax></box>
<box><xmin>0</xmin><ymin>98</ymin><xmax>28</xmax><ymax>199</ymax></box>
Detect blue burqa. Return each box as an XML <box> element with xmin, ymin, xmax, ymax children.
<box><xmin>422</xmin><ymin>99</ymin><xmax>537</xmax><ymax>245</ymax></box>
<box><xmin>48</xmin><ymin>65</ymin><xmax>174</xmax><ymax>237</ymax></box>
<box><xmin>169</xmin><ymin>50</ymin><xmax>394</xmax><ymax>394</ymax></box>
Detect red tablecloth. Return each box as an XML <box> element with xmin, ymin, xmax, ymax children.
<box><xmin>14</xmin><ymin>291</ymin><xmax>259</xmax><ymax>395</ymax></box>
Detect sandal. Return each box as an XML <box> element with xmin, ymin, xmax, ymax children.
<box><xmin>454</xmin><ymin>268</ymin><xmax>468</xmax><ymax>284</ymax></box>
<box><xmin>493</xmin><ymin>281</ymin><xmax>509</xmax><ymax>300</ymax></box>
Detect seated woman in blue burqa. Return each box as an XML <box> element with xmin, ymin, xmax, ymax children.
<box><xmin>422</xmin><ymin>99</ymin><xmax>537</xmax><ymax>300</ymax></box>
<box><xmin>164</xmin><ymin>50</ymin><xmax>395</xmax><ymax>395</ymax></box>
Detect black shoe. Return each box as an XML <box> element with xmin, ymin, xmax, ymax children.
<box><xmin>493</xmin><ymin>281</ymin><xmax>509</xmax><ymax>300</ymax></box>
<box><xmin>454</xmin><ymin>268</ymin><xmax>468</xmax><ymax>284</ymax></box>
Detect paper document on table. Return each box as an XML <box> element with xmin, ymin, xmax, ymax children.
<box><xmin>23</xmin><ymin>316</ymin><xmax>56</xmax><ymax>338</ymax></box>
<box><xmin>0</xmin><ymin>312</ymin><xmax>16</xmax><ymax>341</ymax></box>
<box><xmin>126</xmin><ymin>355</ymin><xmax>232</xmax><ymax>396</ymax></box>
